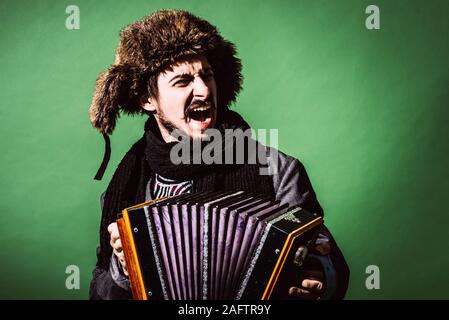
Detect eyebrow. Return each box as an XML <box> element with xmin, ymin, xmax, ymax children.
<box><xmin>168</xmin><ymin>73</ymin><xmax>192</xmax><ymax>84</ymax></box>
<box><xmin>168</xmin><ymin>67</ymin><xmax>214</xmax><ymax>84</ymax></box>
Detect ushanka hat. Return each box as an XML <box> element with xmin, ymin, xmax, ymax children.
<box><xmin>89</xmin><ymin>9</ymin><xmax>242</xmax><ymax>180</ymax></box>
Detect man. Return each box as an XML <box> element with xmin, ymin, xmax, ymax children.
<box><xmin>88</xmin><ymin>9</ymin><xmax>349</xmax><ymax>300</ymax></box>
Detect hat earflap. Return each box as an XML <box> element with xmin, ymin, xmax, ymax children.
<box><xmin>89</xmin><ymin>64</ymin><xmax>144</xmax><ymax>180</ymax></box>
<box><xmin>89</xmin><ymin>64</ymin><xmax>143</xmax><ymax>135</ymax></box>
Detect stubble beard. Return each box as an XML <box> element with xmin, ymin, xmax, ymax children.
<box><xmin>154</xmin><ymin>110</ymin><xmax>182</xmax><ymax>143</ymax></box>
<box><xmin>158</xmin><ymin>111</ymin><xmax>178</xmax><ymax>134</ymax></box>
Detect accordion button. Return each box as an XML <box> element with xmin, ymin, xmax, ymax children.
<box><xmin>293</xmin><ymin>245</ymin><xmax>308</xmax><ymax>267</ymax></box>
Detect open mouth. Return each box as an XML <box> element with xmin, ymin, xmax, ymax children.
<box><xmin>185</xmin><ymin>105</ymin><xmax>213</xmax><ymax>122</ymax></box>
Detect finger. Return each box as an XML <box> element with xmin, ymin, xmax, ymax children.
<box><xmin>111</xmin><ymin>234</ymin><xmax>120</xmax><ymax>247</ymax></box>
<box><xmin>110</xmin><ymin>237</ymin><xmax>119</xmax><ymax>249</ymax></box>
<box><xmin>107</xmin><ymin>223</ymin><xmax>117</xmax><ymax>235</ymax></box>
<box><xmin>113</xmin><ymin>239</ymin><xmax>123</xmax><ymax>252</ymax></box>
<box><xmin>289</xmin><ymin>286</ymin><xmax>316</xmax><ymax>299</ymax></box>
<box><xmin>112</xmin><ymin>238</ymin><xmax>124</xmax><ymax>258</ymax></box>
<box><xmin>301</xmin><ymin>279</ymin><xmax>324</xmax><ymax>293</ymax></box>
<box><xmin>114</xmin><ymin>251</ymin><xmax>127</xmax><ymax>269</ymax></box>
<box><xmin>114</xmin><ymin>249</ymin><xmax>125</xmax><ymax>261</ymax></box>
<box><xmin>120</xmin><ymin>258</ymin><xmax>128</xmax><ymax>277</ymax></box>
<box><xmin>109</xmin><ymin>228</ymin><xmax>121</xmax><ymax>248</ymax></box>
<box><xmin>108</xmin><ymin>223</ymin><xmax>120</xmax><ymax>241</ymax></box>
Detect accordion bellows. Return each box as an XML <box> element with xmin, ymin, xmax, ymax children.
<box><xmin>117</xmin><ymin>191</ymin><xmax>323</xmax><ymax>300</ymax></box>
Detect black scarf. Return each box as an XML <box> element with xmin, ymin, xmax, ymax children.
<box><xmin>97</xmin><ymin>110</ymin><xmax>274</xmax><ymax>269</ymax></box>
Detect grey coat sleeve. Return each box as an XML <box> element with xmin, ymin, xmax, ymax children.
<box><xmin>269</xmin><ymin>149</ymin><xmax>350</xmax><ymax>299</ymax></box>
<box><xmin>88</xmin><ymin>193</ymin><xmax>132</xmax><ymax>300</ymax></box>
<box><xmin>89</xmin><ymin>248</ymin><xmax>132</xmax><ymax>300</ymax></box>
<box><xmin>271</xmin><ymin>150</ymin><xmax>323</xmax><ymax>214</ymax></box>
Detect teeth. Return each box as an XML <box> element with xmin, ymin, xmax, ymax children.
<box><xmin>191</xmin><ymin>106</ymin><xmax>210</xmax><ymax>112</ymax></box>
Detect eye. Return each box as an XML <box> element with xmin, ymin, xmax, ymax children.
<box><xmin>203</xmin><ymin>72</ymin><xmax>215</xmax><ymax>81</ymax></box>
<box><xmin>174</xmin><ymin>78</ymin><xmax>191</xmax><ymax>87</ymax></box>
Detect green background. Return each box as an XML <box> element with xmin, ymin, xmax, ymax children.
<box><xmin>1</xmin><ymin>0</ymin><xmax>448</xmax><ymax>299</ymax></box>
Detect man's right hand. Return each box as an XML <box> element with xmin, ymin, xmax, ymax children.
<box><xmin>108</xmin><ymin>222</ymin><xmax>129</xmax><ymax>276</ymax></box>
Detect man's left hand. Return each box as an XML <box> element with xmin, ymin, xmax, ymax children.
<box><xmin>289</xmin><ymin>270</ymin><xmax>324</xmax><ymax>299</ymax></box>
<box><xmin>289</xmin><ymin>240</ymin><xmax>331</xmax><ymax>300</ymax></box>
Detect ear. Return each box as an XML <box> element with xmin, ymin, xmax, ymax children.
<box><xmin>140</xmin><ymin>96</ymin><xmax>158</xmax><ymax>113</ymax></box>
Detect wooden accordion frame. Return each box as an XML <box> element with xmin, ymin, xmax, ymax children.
<box><xmin>117</xmin><ymin>191</ymin><xmax>323</xmax><ymax>300</ymax></box>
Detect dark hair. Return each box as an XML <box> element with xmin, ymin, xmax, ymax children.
<box><xmin>145</xmin><ymin>72</ymin><xmax>159</xmax><ymax>102</ymax></box>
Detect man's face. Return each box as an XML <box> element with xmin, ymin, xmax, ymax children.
<box><xmin>142</xmin><ymin>54</ymin><xmax>218</xmax><ymax>141</ymax></box>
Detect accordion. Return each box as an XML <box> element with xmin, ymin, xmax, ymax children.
<box><xmin>117</xmin><ymin>191</ymin><xmax>323</xmax><ymax>300</ymax></box>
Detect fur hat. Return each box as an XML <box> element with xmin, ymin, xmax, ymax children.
<box><xmin>89</xmin><ymin>9</ymin><xmax>243</xmax><ymax>135</ymax></box>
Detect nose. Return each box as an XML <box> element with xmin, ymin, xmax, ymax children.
<box><xmin>193</xmin><ymin>76</ymin><xmax>210</xmax><ymax>99</ymax></box>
